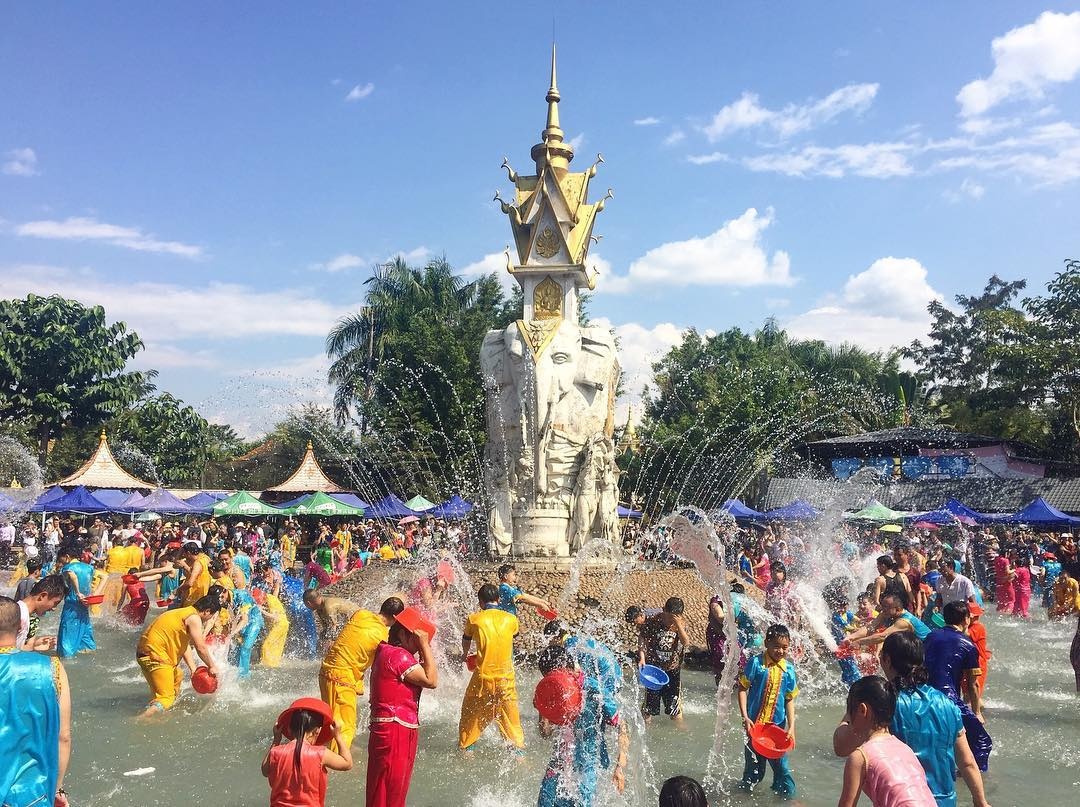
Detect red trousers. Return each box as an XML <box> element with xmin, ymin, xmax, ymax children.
<box><xmin>365</xmin><ymin>721</ymin><xmax>418</xmax><ymax>807</ymax></box>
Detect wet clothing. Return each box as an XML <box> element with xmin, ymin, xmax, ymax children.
<box><xmin>705</xmin><ymin>595</ymin><xmax>727</xmax><ymax>682</ymax></box>
<box><xmin>993</xmin><ymin>556</ymin><xmax>1013</xmax><ymax>612</ymax></box>
<box><xmin>0</xmin><ymin>650</ymin><xmax>61</xmax><ymax>807</ymax></box>
<box><xmin>830</xmin><ymin>610</ymin><xmax>860</xmax><ymax>685</ymax></box>
<box><xmin>266</xmin><ymin>740</ymin><xmax>326</xmax><ymax>807</ymax></box>
<box><xmin>924</xmin><ymin>627</ymin><xmax>992</xmax><ymax>771</ymax></box>
<box><xmin>231</xmin><ymin>590</ymin><xmax>264</xmax><ymax>678</ymax></box>
<box><xmin>259</xmin><ymin>593</ymin><xmax>289</xmax><ymax>667</ymax></box>
<box><xmin>881</xmin><ymin>572</ymin><xmax>910</xmax><ymax>609</ymax></box>
<box><xmin>856</xmin><ymin>733</ymin><xmax>938</xmax><ymax>806</ymax></box>
<box><xmin>739</xmin><ymin>654</ymin><xmax>798</xmax><ymax>796</ymax></box>
<box><xmin>319</xmin><ymin>609</ymin><xmax>389</xmax><ymax>752</ymax></box>
<box><xmin>890</xmin><ymin>685</ymin><xmax>963</xmax><ymax>807</ymax></box>
<box><xmin>120</xmin><ymin>577</ymin><xmax>150</xmax><ymax>626</ymax></box>
<box><xmin>182</xmin><ymin>552</ymin><xmax>211</xmax><ymax>606</ymax></box>
<box><xmin>496</xmin><ymin>582</ymin><xmax>523</xmax><ymax>616</ymax></box>
<box><xmin>137</xmin><ymin>605</ymin><xmax>200</xmax><ymax>710</ymax></box>
<box><xmin>367</xmin><ymin>643</ymin><xmax>424</xmax><ymax>807</ymax></box>
<box><xmin>1011</xmin><ymin>566</ymin><xmax>1032</xmax><ymax>618</ymax></box>
<box><xmin>58</xmin><ymin>560</ymin><xmax>96</xmax><ymax>658</ymax></box>
<box><xmin>458</xmin><ymin>606</ymin><xmax>523</xmax><ymax>749</ymax></box>
<box><xmin>538</xmin><ymin>669</ymin><xmax>615</xmax><ymax>807</ymax></box>
<box><xmin>899</xmin><ymin>610</ymin><xmax>932</xmax><ymax>641</ymax></box>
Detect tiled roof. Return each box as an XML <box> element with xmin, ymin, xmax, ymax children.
<box><xmin>265</xmin><ymin>442</ymin><xmax>348</xmax><ymax>493</ymax></box>
<box><xmin>55</xmin><ymin>431</ymin><xmax>153</xmax><ymax>489</ymax></box>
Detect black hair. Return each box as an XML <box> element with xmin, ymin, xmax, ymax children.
<box><xmin>543</xmin><ymin>619</ymin><xmax>570</xmax><ymax>638</ymax></box>
<box><xmin>25</xmin><ymin>558</ymin><xmax>42</xmax><ymax>574</ymax></box>
<box><xmin>537</xmin><ymin>644</ymin><xmax>574</xmax><ymax>676</ymax></box>
<box><xmin>730</xmin><ymin>582</ymin><xmax>745</xmax><ymax>594</ymax></box>
<box><xmin>770</xmin><ymin>561</ymin><xmax>786</xmax><ymax>575</ymax></box>
<box><xmin>658</xmin><ymin>775</ymin><xmax>708</xmax><ymax>807</ymax></box>
<box><xmin>206</xmin><ymin>584</ymin><xmax>231</xmax><ymax>609</ymax></box>
<box><xmin>624</xmin><ymin>605</ymin><xmax>643</xmax><ymax>623</ymax></box>
<box><xmin>30</xmin><ymin>574</ymin><xmax>67</xmax><ymax>599</ymax></box>
<box><xmin>193</xmin><ymin>593</ymin><xmax>221</xmax><ymax>613</ymax></box>
<box><xmin>497</xmin><ymin>563</ymin><xmax>514</xmax><ymax>579</ymax></box>
<box><xmin>388</xmin><ymin>620</ymin><xmax>408</xmax><ymax>646</ymax></box>
<box><xmin>942</xmin><ymin>600</ymin><xmax>970</xmax><ymax>627</ymax></box>
<box><xmin>664</xmin><ymin>596</ymin><xmax>685</xmax><ymax>615</ymax></box>
<box><xmin>880</xmin><ymin>593</ymin><xmax>904</xmax><ymax>610</ymax></box>
<box><xmin>877</xmin><ymin>554</ymin><xmax>897</xmax><ymax>572</ymax></box>
<box><xmin>379</xmin><ymin>597</ymin><xmax>404</xmax><ymax>618</ymax></box>
<box><xmin>477</xmin><ymin>583</ymin><xmax>500</xmax><ymax>604</ymax></box>
<box><xmin>183</xmin><ymin>541</ymin><xmax>201</xmax><ymax>553</ymax></box>
<box><xmin>846</xmin><ymin>675</ymin><xmax>896</xmax><ymax>727</ymax></box>
<box><xmin>208</xmin><ymin>559</ymin><xmax>225</xmax><ymax>575</ymax></box>
<box><xmin>764</xmin><ymin>623</ymin><xmax>790</xmax><ymax>644</ymax></box>
<box><xmin>289</xmin><ymin>708</ymin><xmax>325</xmax><ymax>771</ymax></box>
<box><xmin>880</xmin><ymin>632</ymin><xmax>930</xmax><ymax>692</ymax></box>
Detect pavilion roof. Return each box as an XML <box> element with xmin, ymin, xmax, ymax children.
<box><xmin>266</xmin><ymin>441</ymin><xmax>348</xmax><ymax>493</ymax></box>
<box><xmin>55</xmin><ymin>430</ymin><xmax>154</xmax><ymax>489</ymax></box>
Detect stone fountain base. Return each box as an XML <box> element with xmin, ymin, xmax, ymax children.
<box><xmin>323</xmin><ymin>559</ymin><xmax>718</xmax><ymax>654</ymax></box>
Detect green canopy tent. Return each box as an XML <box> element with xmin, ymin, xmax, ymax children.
<box><xmin>291</xmin><ymin>491</ymin><xmax>366</xmax><ymax>518</ymax></box>
<box><xmin>212</xmin><ymin>491</ymin><xmax>287</xmax><ymax>517</ymax></box>
<box><xmin>404</xmin><ymin>495</ymin><xmax>436</xmax><ymax>512</ymax></box>
<box><xmin>846</xmin><ymin>500</ymin><xmax>905</xmax><ymax>521</ymax></box>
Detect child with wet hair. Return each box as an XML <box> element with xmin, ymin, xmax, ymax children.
<box><xmin>659</xmin><ymin>775</ymin><xmax>707</xmax><ymax>807</ymax></box>
<box><xmin>834</xmin><ymin>676</ymin><xmax>937</xmax><ymax>806</ymax></box>
<box><xmin>262</xmin><ymin>701</ymin><xmax>352</xmax><ymax>806</ymax></box>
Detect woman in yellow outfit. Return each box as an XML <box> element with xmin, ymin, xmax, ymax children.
<box><xmin>318</xmin><ymin>596</ymin><xmax>404</xmax><ymax>752</ymax></box>
<box><xmin>458</xmin><ymin>583</ymin><xmax>524</xmax><ymax>752</ymax></box>
<box><xmin>255</xmin><ymin>588</ymin><xmax>290</xmax><ymax>667</ymax></box>
<box><xmin>177</xmin><ymin>542</ymin><xmax>211</xmax><ymax>607</ymax></box>
<box><xmin>135</xmin><ymin>592</ymin><xmax>220</xmax><ymax>716</ymax></box>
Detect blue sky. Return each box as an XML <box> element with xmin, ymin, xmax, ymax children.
<box><xmin>3</xmin><ymin>3</ymin><xmax>1080</xmax><ymax>436</ymax></box>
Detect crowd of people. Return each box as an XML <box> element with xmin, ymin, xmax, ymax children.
<box><xmin>2</xmin><ymin>507</ymin><xmax>1079</xmax><ymax>807</ymax></box>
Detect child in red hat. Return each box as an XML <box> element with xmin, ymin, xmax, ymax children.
<box><xmin>262</xmin><ymin>698</ymin><xmax>352</xmax><ymax>806</ymax></box>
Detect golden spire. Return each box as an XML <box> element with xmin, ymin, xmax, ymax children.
<box><xmin>531</xmin><ymin>42</ymin><xmax>574</xmax><ymax>175</ymax></box>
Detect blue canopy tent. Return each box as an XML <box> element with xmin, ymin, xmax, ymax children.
<box><xmin>364</xmin><ymin>495</ymin><xmax>418</xmax><ymax>519</ymax></box>
<box><xmin>90</xmin><ymin>489</ymin><xmax>134</xmax><ymax>509</ymax></box>
<box><xmin>40</xmin><ymin>485</ymin><xmax>112</xmax><ymax>514</ymax></box>
<box><xmin>907</xmin><ymin>508</ymin><xmax>967</xmax><ymax>526</ymax></box>
<box><xmin>118</xmin><ymin>491</ymin><xmax>147</xmax><ymax>511</ymax></box>
<box><xmin>999</xmin><ymin>496</ymin><xmax>1080</xmax><ymax>526</ymax></box>
<box><xmin>617</xmin><ymin>504</ymin><xmax>644</xmax><ymax>519</ymax></box>
<box><xmin>942</xmin><ymin>497</ymin><xmax>993</xmax><ymax>524</ymax></box>
<box><xmin>137</xmin><ymin>488</ymin><xmax>201</xmax><ymax>514</ymax></box>
<box><xmin>185</xmin><ymin>491</ymin><xmax>229</xmax><ymax>509</ymax></box>
<box><xmin>428</xmin><ymin>494</ymin><xmax>475</xmax><ymax>519</ymax></box>
<box><xmin>330</xmin><ymin>493</ymin><xmax>371</xmax><ymax>510</ymax></box>
<box><xmin>28</xmin><ymin>486</ymin><xmax>66</xmax><ymax>513</ymax></box>
<box><xmin>763</xmin><ymin>499</ymin><xmax>821</xmax><ymax>521</ymax></box>
<box><xmin>717</xmin><ymin>499</ymin><xmax>765</xmax><ymax>520</ymax></box>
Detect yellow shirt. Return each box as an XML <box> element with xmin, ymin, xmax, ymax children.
<box><xmin>106</xmin><ymin>546</ymin><xmax>130</xmax><ymax>574</ymax></box>
<box><xmin>183</xmin><ymin>553</ymin><xmax>211</xmax><ymax>605</ymax></box>
<box><xmin>126</xmin><ymin>544</ymin><xmax>145</xmax><ymax>570</ymax></box>
<box><xmin>265</xmin><ymin>593</ymin><xmax>287</xmax><ymax>619</ymax></box>
<box><xmin>464</xmin><ymin>607</ymin><xmax>518</xmax><ymax>680</ymax></box>
<box><xmin>138</xmin><ymin>606</ymin><xmax>197</xmax><ymax>666</ymax></box>
<box><xmin>378</xmin><ymin>545</ymin><xmax>396</xmax><ymax>561</ymax></box>
<box><xmin>321</xmin><ymin>609</ymin><xmax>388</xmax><ymax>682</ymax></box>
<box><xmin>1054</xmin><ymin>577</ymin><xmax>1080</xmax><ymax>612</ymax></box>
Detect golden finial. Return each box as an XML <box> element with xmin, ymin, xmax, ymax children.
<box><xmin>306</xmin><ymin>440</ymin><xmax>313</xmax><ymax>450</ymax></box>
<box><xmin>531</xmin><ymin>43</ymin><xmax>574</xmax><ymax>173</ymax></box>
<box><xmin>99</xmin><ymin>429</ymin><xmax>107</xmax><ymax>443</ymax></box>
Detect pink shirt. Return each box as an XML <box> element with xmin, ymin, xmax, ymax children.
<box><xmin>859</xmin><ymin>734</ymin><xmax>937</xmax><ymax>807</ymax></box>
<box><xmin>369</xmin><ymin>642</ymin><xmax>422</xmax><ymax>728</ymax></box>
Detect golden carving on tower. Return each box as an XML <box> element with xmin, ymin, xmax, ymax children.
<box><xmin>533</xmin><ymin>276</ymin><xmax>563</xmax><ymax>319</ymax></box>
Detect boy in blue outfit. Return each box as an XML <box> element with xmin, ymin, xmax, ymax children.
<box><xmin>495</xmin><ymin>563</ymin><xmax>552</xmax><ymax>617</ymax></box>
<box><xmin>738</xmin><ymin>623</ymin><xmax>798</xmax><ymax>797</ymax></box>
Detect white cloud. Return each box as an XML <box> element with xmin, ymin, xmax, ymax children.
<box><xmin>634</xmin><ymin>116</ymin><xmax>661</xmax><ymax>126</ymax></box>
<box><xmin>703</xmin><ymin>83</ymin><xmax>879</xmax><ymax>141</ymax></box>
<box><xmin>958</xmin><ymin>116</ymin><xmax>1021</xmax><ymax>137</ymax></box>
<box><xmin>785</xmin><ymin>257</ymin><xmax>943</xmax><ymax>351</ymax></box>
<box><xmin>389</xmin><ymin>246</ymin><xmax>432</xmax><ymax>264</ymax></box>
<box><xmin>0</xmin><ymin>264</ymin><xmax>355</xmax><ymax>342</ymax></box>
<box><xmin>957</xmin><ymin>11</ymin><xmax>1080</xmax><ymax>117</ymax></box>
<box><xmin>604</xmin><ymin>207</ymin><xmax>793</xmax><ymax>293</ymax></box>
<box><xmin>568</xmin><ymin>133</ymin><xmax>586</xmax><ymax>151</ymax></box>
<box><xmin>742</xmin><ymin>142</ymin><xmax>914</xmax><ymax>178</ymax></box>
<box><xmin>461</xmin><ymin>251</ymin><xmax>515</xmax><ymax>293</ymax></box>
<box><xmin>663</xmin><ymin>129</ymin><xmax>686</xmax><ymax>147</ymax></box>
<box><xmin>2</xmin><ymin>147</ymin><xmax>38</xmax><ymax>176</ymax></box>
<box><xmin>132</xmin><ymin>344</ymin><xmax>220</xmax><ymax>369</ymax></box>
<box><xmin>686</xmin><ymin>151</ymin><xmax>729</xmax><ymax>165</ymax></box>
<box><xmin>765</xmin><ymin>297</ymin><xmax>791</xmax><ymax>310</ymax></box>
<box><xmin>943</xmin><ymin>177</ymin><xmax>986</xmax><ymax>203</ymax></box>
<box><xmin>15</xmin><ymin>216</ymin><xmax>202</xmax><ymax>258</ymax></box>
<box><xmin>345</xmin><ymin>82</ymin><xmax>375</xmax><ymax>101</ymax></box>
<box><xmin>320</xmin><ymin>253</ymin><xmax>366</xmax><ymax>272</ymax></box>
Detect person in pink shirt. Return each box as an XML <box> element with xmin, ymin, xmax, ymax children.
<box><xmin>834</xmin><ymin>676</ymin><xmax>938</xmax><ymax>807</ymax></box>
<box><xmin>992</xmin><ymin>552</ymin><xmax>1013</xmax><ymax>613</ymax></box>
<box><xmin>1010</xmin><ymin>551</ymin><xmax>1033</xmax><ymax>619</ymax></box>
<box><xmin>366</xmin><ymin>608</ymin><xmax>438</xmax><ymax>807</ymax></box>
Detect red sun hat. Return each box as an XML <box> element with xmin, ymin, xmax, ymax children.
<box><xmin>276</xmin><ymin>697</ymin><xmax>334</xmax><ymax>745</ymax></box>
<box><xmin>395</xmin><ymin>606</ymin><xmax>436</xmax><ymax>639</ymax></box>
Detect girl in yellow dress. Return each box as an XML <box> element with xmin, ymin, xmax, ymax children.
<box><xmin>254</xmin><ymin>588</ymin><xmax>290</xmax><ymax>667</ymax></box>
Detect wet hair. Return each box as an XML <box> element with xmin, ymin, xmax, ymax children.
<box><xmin>664</xmin><ymin>597</ymin><xmax>685</xmax><ymax>615</ymax></box>
<box><xmin>289</xmin><ymin>708</ymin><xmax>325</xmax><ymax>771</ymax></box>
<box><xmin>206</xmin><ymin>584</ymin><xmax>231</xmax><ymax>609</ymax></box>
<box><xmin>497</xmin><ymin>563</ymin><xmax>514</xmax><ymax>579</ymax></box>
<box><xmin>379</xmin><ymin>597</ymin><xmax>404</xmax><ymax>618</ymax></box>
<box><xmin>537</xmin><ymin>644</ymin><xmax>574</xmax><ymax>676</ymax></box>
<box><xmin>25</xmin><ymin>558</ymin><xmax>42</xmax><ymax>574</ymax></box>
<box><xmin>942</xmin><ymin>600</ymin><xmax>970</xmax><ymax>626</ymax></box>
<box><xmin>0</xmin><ymin>595</ymin><xmax>19</xmax><ymax>634</ymax></box>
<box><xmin>477</xmin><ymin>584</ymin><xmax>500</xmax><ymax>605</ymax></box>
<box><xmin>764</xmin><ymin>624</ymin><xmax>790</xmax><ymax>645</ymax></box>
<box><xmin>193</xmin><ymin>594</ymin><xmax>221</xmax><ymax>613</ymax></box>
<box><xmin>183</xmin><ymin>541</ymin><xmax>201</xmax><ymax>554</ymax></box>
<box><xmin>624</xmin><ymin>605</ymin><xmax>643</xmax><ymax>623</ymax></box>
<box><xmin>302</xmin><ymin>589</ymin><xmax>321</xmax><ymax>605</ymax></box>
<box><xmin>770</xmin><ymin>561</ymin><xmax>786</xmax><ymax>575</ymax></box>
<box><xmin>658</xmin><ymin>775</ymin><xmax>708</xmax><ymax>807</ymax></box>
<box><xmin>730</xmin><ymin>582</ymin><xmax>745</xmax><ymax>594</ymax></box>
<box><xmin>30</xmin><ymin>575</ymin><xmax>67</xmax><ymax>599</ymax></box>
<box><xmin>208</xmin><ymin>559</ymin><xmax>225</xmax><ymax>575</ymax></box>
<box><xmin>543</xmin><ymin>619</ymin><xmax>570</xmax><ymax>638</ymax></box>
<box><xmin>877</xmin><ymin>554</ymin><xmax>897</xmax><ymax>572</ymax></box>
<box><xmin>880</xmin><ymin>632</ymin><xmax>930</xmax><ymax>692</ymax></box>
<box><xmin>847</xmin><ymin>675</ymin><xmax>897</xmax><ymax>727</ymax></box>
<box><xmin>880</xmin><ymin>593</ymin><xmax>903</xmax><ymax>610</ymax></box>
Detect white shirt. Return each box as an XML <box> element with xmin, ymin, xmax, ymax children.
<box><xmin>936</xmin><ymin>573</ymin><xmax>976</xmax><ymax>605</ymax></box>
<box><xmin>16</xmin><ymin>600</ymin><xmax>30</xmax><ymax>648</ymax></box>
<box><xmin>0</xmin><ymin>525</ymin><xmax>14</xmax><ymax>544</ymax></box>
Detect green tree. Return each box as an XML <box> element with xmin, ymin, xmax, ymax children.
<box><xmin>114</xmin><ymin>393</ymin><xmax>212</xmax><ymax>486</ymax></box>
<box><xmin>0</xmin><ymin>295</ymin><xmax>154</xmax><ymax>465</ymax></box>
